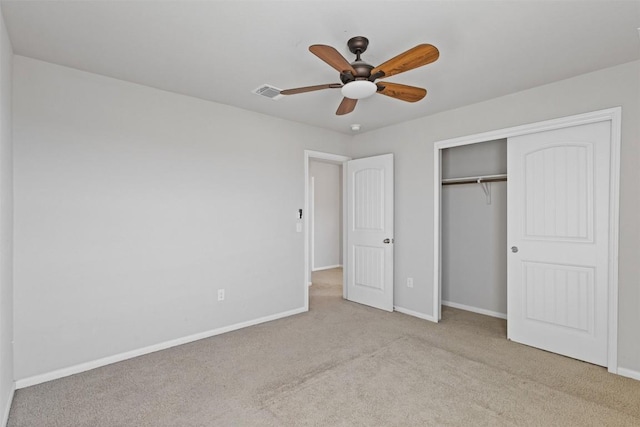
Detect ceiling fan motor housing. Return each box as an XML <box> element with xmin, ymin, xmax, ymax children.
<box><xmin>340</xmin><ymin>61</ymin><xmax>374</xmax><ymax>84</ymax></box>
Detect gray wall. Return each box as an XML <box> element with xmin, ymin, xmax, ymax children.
<box><xmin>310</xmin><ymin>160</ymin><xmax>342</xmax><ymax>270</ymax></box>
<box><xmin>441</xmin><ymin>139</ymin><xmax>507</xmax><ymax>179</ymax></box>
<box><xmin>349</xmin><ymin>60</ymin><xmax>640</xmax><ymax>373</ymax></box>
<box><xmin>8</xmin><ymin>53</ymin><xmax>640</xmax><ymax>387</ymax></box>
<box><xmin>0</xmin><ymin>5</ymin><xmax>13</xmax><ymax>423</ymax></box>
<box><xmin>12</xmin><ymin>56</ymin><xmax>350</xmax><ymax>381</ymax></box>
<box><xmin>441</xmin><ymin>140</ymin><xmax>507</xmax><ymax>315</ymax></box>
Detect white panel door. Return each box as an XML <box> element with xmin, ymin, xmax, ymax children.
<box><xmin>507</xmin><ymin>121</ymin><xmax>611</xmax><ymax>366</ymax></box>
<box><xmin>346</xmin><ymin>154</ymin><xmax>394</xmax><ymax>311</ymax></box>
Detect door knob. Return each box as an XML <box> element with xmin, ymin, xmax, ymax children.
<box><xmin>383</xmin><ymin>238</ymin><xmax>391</xmax><ymax>244</ymax></box>
<box><xmin>511</xmin><ymin>246</ymin><xmax>519</xmax><ymax>253</ymax></box>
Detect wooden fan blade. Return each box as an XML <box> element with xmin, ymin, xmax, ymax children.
<box><xmin>376</xmin><ymin>82</ymin><xmax>427</xmax><ymax>102</ymax></box>
<box><xmin>371</xmin><ymin>44</ymin><xmax>439</xmax><ymax>79</ymax></box>
<box><xmin>309</xmin><ymin>45</ymin><xmax>357</xmax><ymax>75</ymax></box>
<box><xmin>336</xmin><ymin>97</ymin><xmax>357</xmax><ymax>115</ymax></box>
<box><xmin>280</xmin><ymin>83</ymin><xmax>342</xmax><ymax>95</ymax></box>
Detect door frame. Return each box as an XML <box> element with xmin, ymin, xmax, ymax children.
<box><xmin>433</xmin><ymin>107</ymin><xmax>621</xmax><ymax>373</ymax></box>
<box><xmin>310</xmin><ymin>176</ymin><xmax>315</xmax><ymax>272</ymax></box>
<box><xmin>304</xmin><ymin>150</ymin><xmax>351</xmax><ymax>310</ymax></box>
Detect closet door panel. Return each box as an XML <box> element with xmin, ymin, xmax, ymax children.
<box><xmin>507</xmin><ymin>121</ymin><xmax>610</xmax><ymax>367</ymax></box>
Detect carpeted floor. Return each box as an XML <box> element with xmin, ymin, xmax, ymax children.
<box><xmin>8</xmin><ymin>268</ymin><xmax>640</xmax><ymax>426</ymax></box>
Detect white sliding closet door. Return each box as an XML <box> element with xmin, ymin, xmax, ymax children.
<box><xmin>507</xmin><ymin>121</ymin><xmax>611</xmax><ymax>366</ymax></box>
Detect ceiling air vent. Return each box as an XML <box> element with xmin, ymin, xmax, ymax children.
<box><xmin>252</xmin><ymin>84</ymin><xmax>284</xmax><ymax>100</ymax></box>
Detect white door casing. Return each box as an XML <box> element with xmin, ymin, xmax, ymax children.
<box><xmin>507</xmin><ymin>121</ymin><xmax>611</xmax><ymax>366</ymax></box>
<box><xmin>346</xmin><ymin>154</ymin><xmax>394</xmax><ymax>311</ymax></box>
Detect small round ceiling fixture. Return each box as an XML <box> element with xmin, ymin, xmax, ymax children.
<box><xmin>341</xmin><ymin>80</ymin><xmax>377</xmax><ymax>100</ymax></box>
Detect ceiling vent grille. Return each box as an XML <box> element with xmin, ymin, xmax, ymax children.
<box><xmin>252</xmin><ymin>84</ymin><xmax>284</xmax><ymax>100</ymax></box>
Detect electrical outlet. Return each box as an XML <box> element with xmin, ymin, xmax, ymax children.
<box><xmin>217</xmin><ymin>289</ymin><xmax>225</xmax><ymax>301</ymax></box>
<box><xmin>407</xmin><ymin>277</ymin><xmax>414</xmax><ymax>288</ymax></box>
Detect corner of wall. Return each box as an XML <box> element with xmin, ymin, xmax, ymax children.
<box><xmin>1</xmin><ymin>385</ymin><xmax>14</xmax><ymax>427</ymax></box>
<box><xmin>0</xmin><ymin>3</ymin><xmax>15</xmax><ymax>426</ymax></box>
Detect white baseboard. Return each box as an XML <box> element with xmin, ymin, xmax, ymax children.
<box><xmin>394</xmin><ymin>306</ymin><xmax>437</xmax><ymax>323</ymax></box>
<box><xmin>312</xmin><ymin>264</ymin><xmax>342</xmax><ymax>272</ymax></box>
<box><xmin>442</xmin><ymin>300</ymin><xmax>507</xmax><ymax>320</ymax></box>
<box><xmin>15</xmin><ymin>306</ymin><xmax>307</xmax><ymax>389</ymax></box>
<box><xmin>1</xmin><ymin>383</ymin><xmax>15</xmax><ymax>427</ymax></box>
<box><xmin>617</xmin><ymin>367</ymin><xmax>640</xmax><ymax>381</ymax></box>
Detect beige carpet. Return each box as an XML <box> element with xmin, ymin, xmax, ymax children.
<box><xmin>8</xmin><ymin>268</ymin><xmax>640</xmax><ymax>426</ymax></box>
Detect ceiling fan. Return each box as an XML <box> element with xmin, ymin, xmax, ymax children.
<box><xmin>280</xmin><ymin>36</ymin><xmax>439</xmax><ymax>116</ymax></box>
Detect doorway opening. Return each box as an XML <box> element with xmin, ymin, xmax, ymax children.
<box><xmin>309</xmin><ymin>159</ymin><xmax>343</xmax><ymax>275</ymax></box>
<box><xmin>304</xmin><ymin>151</ymin><xmax>350</xmax><ymax>311</ymax></box>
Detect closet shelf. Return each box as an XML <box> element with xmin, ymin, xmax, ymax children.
<box><xmin>441</xmin><ymin>173</ymin><xmax>507</xmax><ymax>186</ymax></box>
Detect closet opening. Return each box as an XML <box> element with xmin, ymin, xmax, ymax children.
<box><xmin>440</xmin><ymin>139</ymin><xmax>508</xmax><ymax>322</ymax></box>
<box><xmin>432</xmin><ymin>108</ymin><xmax>621</xmax><ymax>372</ymax></box>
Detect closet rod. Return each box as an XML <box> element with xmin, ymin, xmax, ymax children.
<box><xmin>441</xmin><ymin>174</ymin><xmax>507</xmax><ymax>186</ymax></box>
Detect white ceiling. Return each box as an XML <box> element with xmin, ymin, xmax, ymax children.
<box><xmin>2</xmin><ymin>0</ymin><xmax>639</xmax><ymax>134</ymax></box>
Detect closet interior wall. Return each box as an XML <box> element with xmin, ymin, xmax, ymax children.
<box><xmin>441</xmin><ymin>139</ymin><xmax>508</xmax><ymax>318</ymax></box>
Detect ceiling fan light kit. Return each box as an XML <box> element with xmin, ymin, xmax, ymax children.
<box><xmin>280</xmin><ymin>36</ymin><xmax>439</xmax><ymax>116</ymax></box>
<box><xmin>341</xmin><ymin>80</ymin><xmax>377</xmax><ymax>99</ymax></box>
